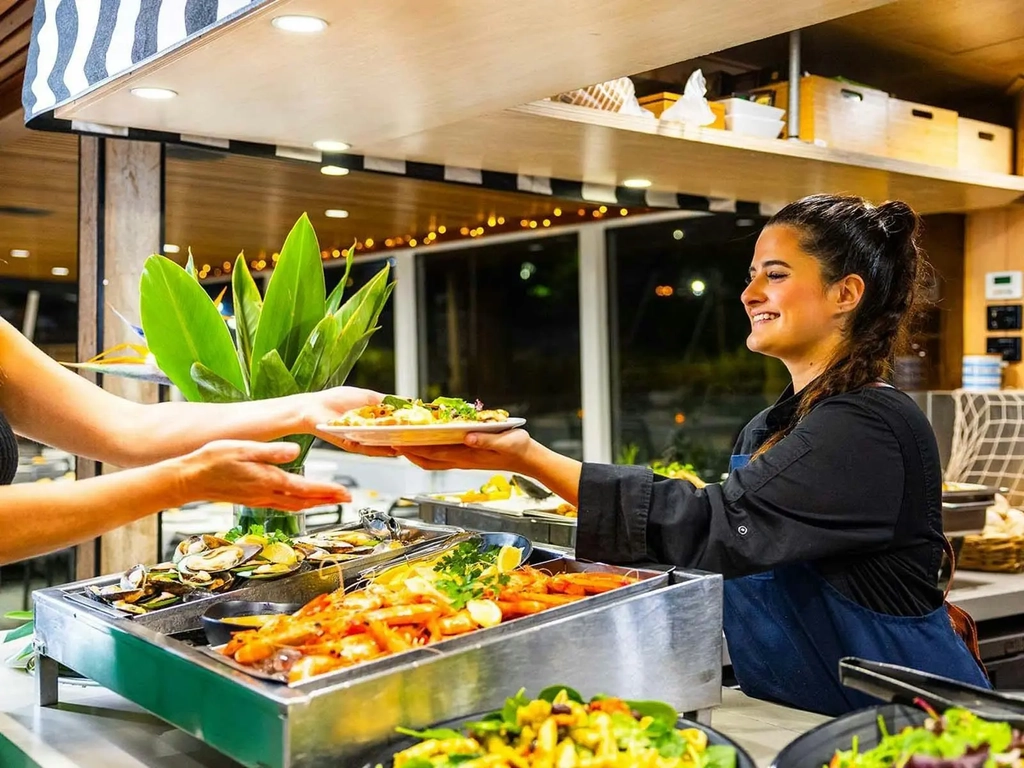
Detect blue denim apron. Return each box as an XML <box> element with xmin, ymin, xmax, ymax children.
<box><xmin>724</xmin><ymin>452</ymin><xmax>990</xmax><ymax>716</ymax></box>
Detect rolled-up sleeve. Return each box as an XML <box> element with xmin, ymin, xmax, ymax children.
<box><xmin>575</xmin><ymin>400</ymin><xmax>905</xmax><ymax>578</ymax></box>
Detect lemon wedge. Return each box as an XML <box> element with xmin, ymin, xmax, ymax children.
<box><xmin>260</xmin><ymin>542</ymin><xmax>298</xmax><ymax>566</ymax></box>
<box><xmin>236</xmin><ymin>533</ymin><xmax>268</xmax><ymax>548</ymax></box>
<box><xmin>466</xmin><ymin>599</ymin><xmax>503</xmax><ymax>628</ymax></box>
<box><xmin>496</xmin><ymin>544</ymin><xmax>522</xmax><ymax>573</ymax></box>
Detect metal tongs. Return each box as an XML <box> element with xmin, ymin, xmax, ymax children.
<box><xmin>840</xmin><ymin>657</ymin><xmax>1024</xmax><ymax>728</ymax></box>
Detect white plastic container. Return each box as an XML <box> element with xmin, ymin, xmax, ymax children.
<box><xmin>725</xmin><ymin>114</ymin><xmax>785</xmax><ymax>139</ymax></box>
<box><xmin>717</xmin><ymin>97</ymin><xmax>785</xmax><ymax>121</ymax></box>
<box><xmin>962</xmin><ymin>354</ymin><xmax>1003</xmax><ymax>391</ymax></box>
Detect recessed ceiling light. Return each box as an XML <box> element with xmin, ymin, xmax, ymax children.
<box><xmin>314</xmin><ymin>140</ymin><xmax>350</xmax><ymax>153</ymax></box>
<box><xmin>163</xmin><ymin>243</ymin><xmax>180</xmax><ymax>254</ymax></box>
<box><xmin>320</xmin><ymin>165</ymin><xmax>349</xmax><ymax>177</ymax></box>
<box><xmin>623</xmin><ymin>178</ymin><xmax>652</xmax><ymax>189</ymax></box>
<box><xmin>51</xmin><ymin>267</ymin><xmax>70</xmax><ymax>276</ymax></box>
<box><xmin>131</xmin><ymin>87</ymin><xmax>177</xmax><ymax>100</ymax></box>
<box><xmin>10</xmin><ymin>249</ymin><xmax>29</xmax><ymax>258</ymax></box>
<box><xmin>271</xmin><ymin>15</ymin><xmax>328</xmax><ymax>33</ymax></box>
<box><xmin>325</xmin><ymin>209</ymin><xmax>349</xmax><ymax>218</ymax></box>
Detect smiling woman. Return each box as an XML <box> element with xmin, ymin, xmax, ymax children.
<box><xmin>347</xmin><ymin>194</ymin><xmax>992</xmax><ymax>717</ymax></box>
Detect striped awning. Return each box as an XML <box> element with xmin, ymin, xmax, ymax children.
<box><xmin>20</xmin><ymin>0</ymin><xmax>766</xmax><ymax>215</ymax></box>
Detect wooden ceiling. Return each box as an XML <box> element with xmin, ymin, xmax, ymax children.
<box><xmin>0</xmin><ymin>122</ymin><xmax>623</xmax><ymax>283</ymax></box>
<box><xmin>0</xmin><ymin>1</ymin><xmax>30</xmax><ymax>124</ymax></box>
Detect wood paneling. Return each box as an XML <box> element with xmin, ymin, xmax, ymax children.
<box><xmin>0</xmin><ymin>0</ymin><xmax>31</xmax><ymax>121</ymax></box>
<box><xmin>0</xmin><ymin>120</ymin><xmax>607</xmax><ymax>283</ymax></box>
<box><xmin>920</xmin><ymin>214</ymin><xmax>965</xmax><ymax>390</ymax></box>
<box><xmin>964</xmin><ymin>208</ymin><xmax>1024</xmax><ymax>389</ymax></box>
<box><xmin>54</xmin><ymin>0</ymin><xmax>891</xmax><ymax>150</ymax></box>
<box><xmin>360</xmin><ymin>101</ymin><xmax>1024</xmax><ymax>215</ymax></box>
<box><xmin>96</xmin><ymin>140</ymin><xmax>163</xmax><ymax>574</ymax></box>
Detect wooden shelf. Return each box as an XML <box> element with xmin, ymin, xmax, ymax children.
<box><xmin>53</xmin><ymin>0</ymin><xmax>891</xmax><ymax>150</ymax></box>
<box><xmin>358</xmin><ymin>101</ymin><xmax>1024</xmax><ymax>214</ymax></box>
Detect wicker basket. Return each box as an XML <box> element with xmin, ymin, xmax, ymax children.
<box><xmin>958</xmin><ymin>534</ymin><xmax>1024</xmax><ymax>573</ymax></box>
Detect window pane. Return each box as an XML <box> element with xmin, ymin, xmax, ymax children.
<box><xmin>420</xmin><ymin>234</ymin><xmax>582</xmax><ymax>459</ymax></box>
<box><xmin>608</xmin><ymin>214</ymin><xmax>787</xmax><ymax>480</ymax></box>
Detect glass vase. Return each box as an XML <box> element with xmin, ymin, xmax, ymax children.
<box><xmin>232</xmin><ymin>465</ymin><xmax>307</xmax><ymax>537</ymax></box>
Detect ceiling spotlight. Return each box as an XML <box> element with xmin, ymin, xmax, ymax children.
<box><xmin>10</xmin><ymin>249</ymin><xmax>29</xmax><ymax>258</ymax></box>
<box><xmin>690</xmin><ymin>279</ymin><xmax>707</xmax><ymax>297</ymax></box>
<box><xmin>163</xmin><ymin>243</ymin><xmax>180</xmax><ymax>254</ymax></box>
<box><xmin>271</xmin><ymin>15</ymin><xmax>328</xmax><ymax>33</ymax></box>
<box><xmin>131</xmin><ymin>87</ymin><xmax>177</xmax><ymax>100</ymax></box>
<box><xmin>325</xmin><ymin>209</ymin><xmax>349</xmax><ymax>218</ymax></box>
<box><xmin>51</xmin><ymin>267</ymin><xmax>70</xmax><ymax>276</ymax></box>
<box><xmin>623</xmin><ymin>178</ymin><xmax>652</xmax><ymax>189</ymax></box>
<box><xmin>320</xmin><ymin>165</ymin><xmax>349</xmax><ymax>176</ymax></box>
<box><xmin>314</xmin><ymin>140</ymin><xmax>350</xmax><ymax>153</ymax></box>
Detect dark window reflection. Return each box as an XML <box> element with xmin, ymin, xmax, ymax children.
<box><xmin>420</xmin><ymin>234</ymin><xmax>582</xmax><ymax>459</ymax></box>
<box><xmin>608</xmin><ymin>214</ymin><xmax>787</xmax><ymax>480</ymax></box>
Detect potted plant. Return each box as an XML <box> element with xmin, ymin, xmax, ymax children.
<box><xmin>138</xmin><ymin>213</ymin><xmax>394</xmax><ymax>535</ymax></box>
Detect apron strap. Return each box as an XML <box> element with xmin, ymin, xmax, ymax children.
<box><xmin>941</xmin><ymin>535</ymin><xmax>989</xmax><ymax>679</ymax></box>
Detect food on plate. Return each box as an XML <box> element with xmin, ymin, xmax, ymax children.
<box><xmin>388</xmin><ymin>686</ymin><xmax>738</xmax><ymax>768</ymax></box>
<box><xmin>976</xmin><ymin>493</ymin><xmax>1024</xmax><ymax>538</ymax></box>
<box><xmin>826</xmin><ymin>707</ymin><xmax>1021</xmax><ymax>768</ymax></box>
<box><xmin>330</xmin><ymin>395</ymin><xmax>510</xmax><ymax>427</ymax></box>
<box><xmin>219</xmin><ymin>542</ymin><xmax>636</xmax><ymax>683</ymax></box>
<box><xmin>446</xmin><ymin>474</ymin><xmax>578</xmax><ymax>518</ymax></box>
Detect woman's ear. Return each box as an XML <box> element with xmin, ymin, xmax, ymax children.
<box><xmin>833</xmin><ymin>273</ymin><xmax>866</xmax><ymax>316</ymax></box>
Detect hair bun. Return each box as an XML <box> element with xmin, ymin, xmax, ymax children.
<box><xmin>874</xmin><ymin>200</ymin><xmax>920</xmax><ymax>235</ymax></box>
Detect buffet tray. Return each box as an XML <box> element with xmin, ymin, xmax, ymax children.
<box><xmin>413</xmin><ymin>495</ymin><xmax>577</xmax><ymax>548</ymax></box>
<box><xmin>33</xmin><ymin>545</ymin><xmax>725</xmax><ymax>768</ymax></box>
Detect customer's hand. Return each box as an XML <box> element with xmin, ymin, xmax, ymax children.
<box><xmin>298</xmin><ymin>387</ymin><xmax>383</xmax><ymax>433</ymax></box>
<box><xmin>397</xmin><ymin>429</ymin><xmax>535</xmax><ymax>473</ymax></box>
<box><xmin>176</xmin><ymin>440</ymin><xmax>352</xmax><ymax>510</ymax></box>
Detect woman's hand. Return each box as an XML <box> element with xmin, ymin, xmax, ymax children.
<box><xmin>299</xmin><ymin>387</ymin><xmax>384</xmax><ymax>435</ymax></box>
<box><xmin>396</xmin><ymin>429</ymin><xmax>535</xmax><ymax>472</ymax></box>
<box><xmin>176</xmin><ymin>440</ymin><xmax>352</xmax><ymax>511</ymax></box>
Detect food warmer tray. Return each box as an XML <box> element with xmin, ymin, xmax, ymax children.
<box><xmin>412</xmin><ymin>495</ymin><xmax>577</xmax><ymax>548</ymax></box>
<box><xmin>33</xmin><ymin>545</ymin><xmax>724</xmax><ymax>768</ymax></box>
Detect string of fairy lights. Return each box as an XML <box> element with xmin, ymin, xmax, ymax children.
<box><xmin>193</xmin><ymin>203</ymin><xmax>638</xmax><ymax>280</ymax></box>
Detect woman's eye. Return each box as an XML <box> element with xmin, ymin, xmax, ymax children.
<box><xmin>767</xmin><ymin>272</ymin><xmax>787</xmax><ymax>280</ymax></box>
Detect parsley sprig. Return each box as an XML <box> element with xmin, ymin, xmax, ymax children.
<box><xmin>223</xmin><ymin>524</ymin><xmax>292</xmax><ymax>545</ymax></box>
<box><xmin>433</xmin><ymin>543</ymin><xmax>511</xmax><ymax>609</ymax></box>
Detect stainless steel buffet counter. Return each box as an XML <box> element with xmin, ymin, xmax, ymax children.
<box><xmin>0</xmin><ymin>665</ymin><xmax>829</xmax><ymax>768</ymax></box>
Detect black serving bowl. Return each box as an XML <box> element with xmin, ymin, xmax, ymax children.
<box><xmin>200</xmin><ymin>600</ymin><xmax>303</xmax><ymax>647</ymax></box>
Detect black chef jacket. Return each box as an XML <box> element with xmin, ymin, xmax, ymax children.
<box><xmin>576</xmin><ymin>384</ymin><xmax>946</xmax><ymax>617</ymax></box>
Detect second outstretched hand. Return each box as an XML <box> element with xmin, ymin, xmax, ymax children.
<box><xmin>176</xmin><ymin>440</ymin><xmax>352</xmax><ymax>511</ymax></box>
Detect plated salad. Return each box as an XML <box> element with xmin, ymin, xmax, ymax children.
<box><xmin>332</xmin><ymin>396</ymin><xmax>510</xmax><ymax>428</ymax></box>
<box><xmin>386</xmin><ymin>687</ymin><xmax>737</xmax><ymax>768</ymax></box>
<box><xmin>827</xmin><ymin>707</ymin><xmax>1024</xmax><ymax>768</ymax></box>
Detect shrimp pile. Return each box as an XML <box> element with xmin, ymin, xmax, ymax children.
<box><xmin>220</xmin><ymin>559</ymin><xmax>635</xmax><ymax>684</ymax></box>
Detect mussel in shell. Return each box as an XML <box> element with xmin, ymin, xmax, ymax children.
<box><xmin>178</xmin><ymin>570</ymin><xmax>235</xmax><ymax>592</ymax></box>
<box><xmin>177</xmin><ymin>543</ymin><xmax>260</xmax><ymax>576</ymax></box>
<box><xmin>511</xmin><ymin>474</ymin><xmax>553</xmax><ymax>500</ymax></box>
<box><xmin>88</xmin><ymin>583</ymin><xmax>147</xmax><ymax>604</ymax></box>
<box><xmin>173</xmin><ymin>534</ymin><xmax>234</xmax><ymax>564</ymax></box>
<box><xmin>120</xmin><ymin>563</ymin><xmax>148</xmax><ymax>592</ymax></box>
<box><xmin>234</xmin><ymin>561</ymin><xmax>303</xmax><ymax>580</ymax></box>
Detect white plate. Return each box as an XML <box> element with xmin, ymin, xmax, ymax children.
<box><xmin>317</xmin><ymin>418</ymin><xmax>526</xmax><ymax>446</ymax></box>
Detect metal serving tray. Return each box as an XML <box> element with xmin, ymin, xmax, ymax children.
<box><xmin>34</xmin><ymin>544</ymin><xmax>724</xmax><ymax>768</ymax></box>
<box><xmin>413</xmin><ymin>495</ymin><xmax>577</xmax><ymax>548</ymax></box>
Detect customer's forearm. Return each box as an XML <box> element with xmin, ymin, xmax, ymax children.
<box><xmin>0</xmin><ymin>462</ymin><xmax>187</xmax><ymax>565</ymax></box>
<box><xmin>118</xmin><ymin>396</ymin><xmax>307</xmax><ymax>467</ymax></box>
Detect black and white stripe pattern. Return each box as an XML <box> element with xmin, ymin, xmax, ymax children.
<box><xmin>21</xmin><ymin>0</ymin><xmax>772</xmax><ymax>216</ymax></box>
<box><xmin>23</xmin><ymin>0</ymin><xmax>264</xmax><ymax>120</ymax></box>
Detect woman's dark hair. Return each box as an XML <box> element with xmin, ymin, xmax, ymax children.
<box><xmin>755</xmin><ymin>193</ymin><xmax>931</xmax><ymax>454</ymax></box>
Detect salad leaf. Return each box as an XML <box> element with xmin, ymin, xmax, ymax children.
<box><xmin>538</xmin><ymin>685</ymin><xmax>584</xmax><ymax>704</ymax></box>
<box><xmin>703</xmin><ymin>745</ymin><xmax>738</xmax><ymax>768</ymax></box>
<box><xmin>626</xmin><ymin>699</ymin><xmax>679</xmax><ymax>725</ymax></box>
<box><xmin>431</xmin><ymin>397</ymin><xmax>479</xmax><ymax>421</ymax></box>
<box><xmin>382</xmin><ymin>395</ymin><xmax>413</xmax><ymax>410</ymax></box>
<box><xmin>395</xmin><ymin>726</ymin><xmax>463</xmax><ymax>741</ymax></box>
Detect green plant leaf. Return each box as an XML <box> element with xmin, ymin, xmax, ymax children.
<box><xmin>251</xmin><ymin>213</ymin><xmax>325</xmax><ymax>372</ymax></box>
<box><xmin>334</xmin><ymin>262</ymin><xmax>390</xmax><ymax>335</ymax></box>
<box><xmin>251</xmin><ymin>349</ymin><xmax>301</xmax><ymax>401</ymax></box>
<box><xmin>290</xmin><ymin>314</ymin><xmax>340</xmax><ymax>393</ymax></box>
<box><xmin>191</xmin><ymin>362</ymin><xmax>248</xmax><ymax>403</ymax></box>
<box><xmin>232</xmin><ymin>252</ymin><xmax>263</xmax><ymax>392</ymax></box>
<box><xmin>3</xmin><ymin>610</ymin><xmax>32</xmax><ymax>622</ymax></box>
<box><xmin>325</xmin><ymin>243</ymin><xmax>356</xmax><ymax>315</ymax></box>
<box><xmin>140</xmin><ymin>255</ymin><xmax>245</xmax><ymax>402</ymax></box>
<box><xmin>184</xmin><ymin>248</ymin><xmax>198</xmax><ymax>282</ymax></box>
<box><xmin>4</xmin><ymin>621</ymin><xmax>34</xmax><ymax>642</ymax></box>
<box><xmin>322</xmin><ymin>267</ymin><xmax>394</xmax><ymax>389</ymax></box>
<box><xmin>324</xmin><ymin>327</ymin><xmax>379</xmax><ymax>390</ymax></box>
